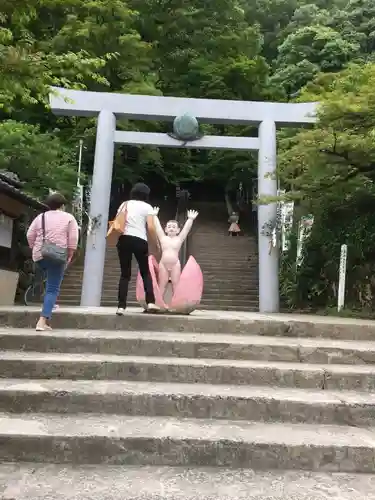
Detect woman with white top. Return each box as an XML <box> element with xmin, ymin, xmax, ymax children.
<box><xmin>116</xmin><ymin>183</ymin><xmax>159</xmax><ymax>315</ymax></box>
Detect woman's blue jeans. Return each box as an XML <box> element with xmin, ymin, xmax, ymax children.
<box><xmin>37</xmin><ymin>259</ymin><xmax>65</xmax><ymax>319</ymax></box>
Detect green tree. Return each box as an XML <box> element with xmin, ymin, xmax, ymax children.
<box><xmin>278</xmin><ymin>63</ymin><xmax>375</xmax><ymax>311</ymax></box>
<box><xmin>331</xmin><ymin>0</ymin><xmax>375</xmax><ymax>56</ymax></box>
<box><xmin>123</xmin><ymin>0</ymin><xmax>274</xmax><ymax>192</ymax></box>
<box><xmin>279</xmin><ymin>63</ymin><xmax>375</xmax><ymax>203</ymax></box>
<box><xmin>272</xmin><ymin>25</ymin><xmax>360</xmax><ymax>95</ymax></box>
<box><xmin>0</xmin><ymin>0</ymin><xmax>111</xmax><ymax>111</ymax></box>
<box><xmin>0</xmin><ymin>120</ymin><xmax>77</xmax><ymax>197</ymax></box>
<box><xmin>131</xmin><ymin>0</ymin><xmax>269</xmax><ymax>100</ymax></box>
<box><xmin>0</xmin><ymin>0</ymin><xmax>159</xmax><ymax>195</ymax></box>
<box><xmin>242</xmin><ymin>0</ymin><xmax>299</xmax><ymax>63</ymax></box>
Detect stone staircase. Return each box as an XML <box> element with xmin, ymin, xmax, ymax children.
<box><xmin>59</xmin><ymin>202</ymin><xmax>259</xmax><ymax>311</ymax></box>
<box><xmin>59</xmin><ymin>202</ymin><xmax>175</xmax><ymax>307</ymax></box>
<box><xmin>189</xmin><ymin>202</ymin><xmax>258</xmax><ymax>311</ymax></box>
<box><xmin>0</xmin><ymin>308</ymin><xmax>375</xmax><ymax>497</ymax></box>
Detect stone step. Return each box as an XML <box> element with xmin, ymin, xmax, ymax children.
<box><xmin>58</xmin><ymin>293</ymin><xmax>259</xmax><ymax>305</ymax></box>
<box><xmin>101</xmin><ymin>303</ymin><xmax>259</xmax><ymax>312</ymax></box>
<box><xmin>0</xmin><ymin>329</ymin><xmax>372</xmax><ymax>364</ymax></box>
<box><xmin>2</xmin><ymin>350</ymin><xmax>375</xmax><ymax>391</ymax></box>
<box><xmin>190</xmin><ymin>246</ymin><xmax>257</xmax><ymax>250</ymax></box>
<box><xmin>1</xmin><ymin>463</ymin><xmax>374</xmax><ymax>500</ymax></box>
<box><xmin>191</xmin><ymin>241</ymin><xmax>257</xmax><ymax>245</ymax></box>
<box><xmin>99</xmin><ymin>295</ymin><xmax>259</xmax><ymax>303</ymax></box>
<box><xmin>0</xmin><ymin>378</ymin><xmax>374</xmax><ymax>427</ymax></box>
<box><xmin>69</xmin><ymin>265</ymin><xmax>258</xmax><ymax>271</ymax></box>
<box><xmin>0</xmin><ymin>412</ymin><xmax>373</xmax><ymax>472</ymax></box>
<box><xmin>97</xmin><ymin>280</ymin><xmax>259</xmax><ymax>288</ymax></box>
<box><xmin>58</xmin><ymin>299</ymin><xmax>140</xmax><ymax>307</ymax></box>
<box><xmin>3</xmin><ymin>307</ymin><xmax>375</xmax><ymax>339</ymax></box>
<box><xmin>100</xmin><ymin>303</ymin><xmax>260</xmax><ymax>312</ymax></box>
<box><xmin>60</xmin><ymin>292</ymin><xmax>259</xmax><ymax>301</ymax></box>
<box><xmin>61</xmin><ymin>286</ymin><xmax>258</xmax><ymax>296</ymax></box>
<box><xmin>64</xmin><ymin>273</ymin><xmax>259</xmax><ymax>282</ymax></box>
<box><xmin>59</xmin><ymin>293</ymin><xmax>259</xmax><ymax>303</ymax></box>
<box><xmin>58</xmin><ymin>300</ymin><xmax>259</xmax><ymax>312</ymax></box>
<box><xmin>66</xmin><ymin>268</ymin><xmax>259</xmax><ymax>276</ymax></box>
<box><xmin>185</xmin><ymin>247</ymin><xmax>257</xmax><ymax>251</ymax></box>
<box><xmin>60</xmin><ymin>289</ymin><xmax>259</xmax><ymax>298</ymax></box>
<box><xmin>66</xmin><ymin>275</ymin><xmax>259</xmax><ymax>283</ymax></box>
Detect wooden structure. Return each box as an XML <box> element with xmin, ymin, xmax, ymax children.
<box><xmin>0</xmin><ymin>171</ymin><xmax>46</xmax><ymax>304</ymax></box>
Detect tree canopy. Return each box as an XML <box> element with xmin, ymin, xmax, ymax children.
<box><xmin>2</xmin><ymin>0</ymin><xmax>372</xmax><ymax>198</ymax></box>
<box><xmin>3</xmin><ymin>0</ymin><xmax>375</xmax><ymax>311</ymax></box>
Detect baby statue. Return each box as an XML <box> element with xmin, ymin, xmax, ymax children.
<box><xmin>152</xmin><ymin>207</ymin><xmax>199</xmax><ymax>299</ymax></box>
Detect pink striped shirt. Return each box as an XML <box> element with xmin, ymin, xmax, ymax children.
<box><xmin>27</xmin><ymin>210</ymin><xmax>79</xmax><ymax>262</ymax></box>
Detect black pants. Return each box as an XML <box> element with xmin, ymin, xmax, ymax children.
<box><xmin>117</xmin><ymin>235</ymin><xmax>155</xmax><ymax>308</ymax></box>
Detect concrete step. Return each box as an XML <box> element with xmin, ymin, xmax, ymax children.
<box><xmin>95</xmin><ymin>267</ymin><xmax>259</xmax><ymax>274</ymax></box>
<box><xmin>98</xmin><ymin>296</ymin><xmax>259</xmax><ymax>304</ymax></box>
<box><xmin>70</xmin><ymin>259</ymin><xmax>257</xmax><ymax>265</ymax></box>
<box><xmin>64</xmin><ymin>272</ymin><xmax>259</xmax><ymax>281</ymax></box>
<box><xmin>59</xmin><ymin>294</ymin><xmax>259</xmax><ymax>306</ymax></box>
<box><xmin>1</xmin><ymin>463</ymin><xmax>374</xmax><ymax>500</ymax></box>
<box><xmin>65</xmin><ymin>274</ymin><xmax>258</xmax><ymax>280</ymax></box>
<box><xmin>59</xmin><ymin>289</ymin><xmax>260</xmax><ymax>299</ymax></box>
<box><xmin>0</xmin><ymin>378</ymin><xmax>374</xmax><ymax>427</ymax></box>
<box><xmin>0</xmin><ymin>329</ymin><xmax>373</xmax><ymax>364</ymax></box>
<box><xmin>62</xmin><ymin>282</ymin><xmax>259</xmax><ymax>292</ymax></box>
<box><xmin>63</xmin><ymin>286</ymin><xmax>257</xmax><ymax>293</ymax></box>
<box><xmin>103</xmin><ymin>302</ymin><xmax>260</xmax><ymax>311</ymax></box>
<box><xmin>190</xmin><ymin>247</ymin><xmax>257</xmax><ymax>252</ymax></box>
<box><xmin>2</xmin><ymin>350</ymin><xmax>375</xmax><ymax>391</ymax></box>
<box><xmin>3</xmin><ymin>307</ymin><xmax>375</xmax><ymax>339</ymax></box>
<box><xmin>3</xmin><ymin>309</ymin><xmax>375</xmax><ymax>476</ymax></box>
<box><xmin>192</xmin><ymin>304</ymin><xmax>258</xmax><ymax>312</ymax></box>
<box><xmin>0</xmin><ymin>412</ymin><xmax>373</xmax><ymax>472</ymax></box>
<box><xmin>60</xmin><ymin>289</ymin><xmax>259</xmax><ymax>297</ymax></box>
<box><xmin>57</xmin><ymin>303</ymin><xmax>259</xmax><ymax>313</ymax></box>
<box><xmin>57</xmin><ymin>300</ymin><xmax>259</xmax><ymax>312</ymax></box>
<box><xmin>66</xmin><ymin>268</ymin><xmax>257</xmax><ymax>275</ymax></box>
<box><xmin>97</xmin><ymin>302</ymin><xmax>260</xmax><ymax>310</ymax></box>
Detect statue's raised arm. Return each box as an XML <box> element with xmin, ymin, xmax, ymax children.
<box><xmin>151</xmin><ymin>206</ymin><xmax>165</xmax><ymax>243</ymax></box>
<box><xmin>178</xmin><ymin>210</ymin><xmax>198</xmax><ymax>243</ymax></box>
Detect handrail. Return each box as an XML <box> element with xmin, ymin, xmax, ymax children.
<box><xmin>175</xmin><ymin>189</ymin><xmax>190</xmax><ymax>268</ymax></box>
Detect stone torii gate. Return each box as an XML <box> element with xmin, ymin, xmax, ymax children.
<box><xmin>49</xmin><ymin>87</ymin><xmax>316</xmax><ymax>313</ymax></box>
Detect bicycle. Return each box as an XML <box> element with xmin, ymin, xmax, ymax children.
<box><xmin>24</xmin><ymin>265</ymin><xmax>46</xmax><ymax>306</ymax></box>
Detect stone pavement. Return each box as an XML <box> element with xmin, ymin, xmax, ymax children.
<box><xmin>1</xmin><ymin>307</ymin><xmax>375</xmax><ymax>497</ymax></box>
<box><xmin>2</xmin><ymin>464</ymin><xmax>375</xmax><ymax>499</ymax></box>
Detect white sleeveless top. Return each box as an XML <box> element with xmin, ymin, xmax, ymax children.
<box><xmin>118</xmin><ymin>200</ymin><xmax>153</xmax><ymax>241</ymax></box>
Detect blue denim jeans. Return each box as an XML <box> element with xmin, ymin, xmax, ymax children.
<box><xmin>37</xmin><ymin>259</ymin><xmax>65</xmax><ymax>319</ymax></box>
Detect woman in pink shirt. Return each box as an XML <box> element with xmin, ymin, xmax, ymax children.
<box><xmin>27</xmin><ymin>193</ymin><xmax>79</xmax><ymax>331</ymax></box>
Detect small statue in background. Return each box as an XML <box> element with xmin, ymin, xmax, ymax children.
<box><xmin>153</xmin><ymin>208</ymin><xmax>199</xmax><ymax>299</ymax></box>
<box><xmin>228</xmin><ymin>211</ymin><xmax>241</xmax><ymax>236</ymax></box>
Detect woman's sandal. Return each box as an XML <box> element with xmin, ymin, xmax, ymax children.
<box><xmin>36</xmin><ymin>322</ymin><xmax>52</xmax><ymax>332</ymax></box>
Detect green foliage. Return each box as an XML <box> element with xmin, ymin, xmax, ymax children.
<box><xmin>6</xmin><ymin>0</ymin><xmax>373</xmax><ymax>198</ymax></box>
<box><xmin>0</xmin><ymin>1</ymin><xmax>112</xmax><ymax>111</ymax></box>
<box><xmin>280</xmin><ymin>194</ymin><xmax>375</xmax><ymax>310</ymax></box>
<box><xmin>273</xmin><ymin>25</ymin><xmax>360</xmax><ymax>95</ymax></box>
<box><xmin>279</xmin><ymin>63</ymin><xmax>375</xmax><ymax>204</ymax></box>
<box><xmin>278</xmin><ymin>63</ymin><xmax>375</xmax><ymax>310</ymax></box>
<box><xmin>0</xmin><ymin>120</ymin><xmax>77</xmax><ymax>197</ymax></box>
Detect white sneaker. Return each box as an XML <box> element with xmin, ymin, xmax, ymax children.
<box><xmin>147</xmin><ymin>303</ymin><xmax>160</xmax><ymax>312</ymax></box>
<box><xmin>116</xmin><ymin>308</ymin><xmax>125</xmax><ymax>316</ymax></box>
